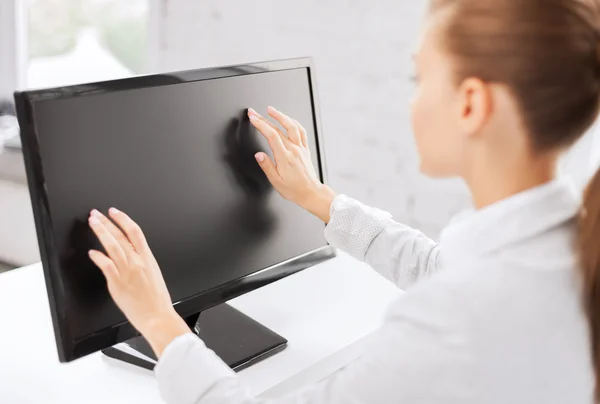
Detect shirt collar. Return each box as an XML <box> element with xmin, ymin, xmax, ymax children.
<box><xmin>440</xmin><ymin>179</ymin><xmax>581</xmax><ymax>265</ymax></box>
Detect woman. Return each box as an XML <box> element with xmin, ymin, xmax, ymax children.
<box><xmin>86</xmin><ymin>0</ymin><xmax>600</xmax><ymax>402</ymax></box>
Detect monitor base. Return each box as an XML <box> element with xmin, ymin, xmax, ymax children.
<box><xmin>102</xmin><ymin>303</ymin><xmax>287</xmax><ymax>372</ymax></box>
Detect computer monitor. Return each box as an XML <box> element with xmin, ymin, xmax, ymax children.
<box><xmin>14</xmin><ymin>57</ymin><xmax>336</xmax><ymax>369</ymax></box>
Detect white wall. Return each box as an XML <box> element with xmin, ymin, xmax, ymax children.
<box><xmin>159</xmin><ymin>0</ymin><xmax>471</xmax><ymax>238</ymax></box>
<box><xmin>158</xmin><ymin>0</ymin><xmax>596</xmax><ymax>238</ymax></box>
<box><xmin>560</xmin><ymin>127</ymin><xmax>598</xmax><ymax>192</ymax></box>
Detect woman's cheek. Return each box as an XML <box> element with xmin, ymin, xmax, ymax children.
<box><xmin>411</xmin><ymin>90</ymin><xmax>430</xmax><ymax>164</ymax></box>
<box><xmin>411</xmin><ymin>85</ymin><xmax>451</xmax><ymax>176</ymax></box>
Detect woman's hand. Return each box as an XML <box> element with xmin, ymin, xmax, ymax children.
<box><xmin>87</xmin><ymin>208</ymin><xmax>190</xmax><ymax>357</ymax></box>
<box><xmin>248</xmin><ymin>106</ymin><xmax>337</xmax><ymax>223</ymax></box>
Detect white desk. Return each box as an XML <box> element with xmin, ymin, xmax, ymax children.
<box><xmin>0</xmin><ymin>251</ymin><xmax>399</xmax><ymax>403</ymax></box>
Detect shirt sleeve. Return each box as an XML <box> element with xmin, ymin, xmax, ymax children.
<box><xmin>324</xmin><ymin>194</ymin><xmax>441</xmax><ymax>289</ymax></box>
<box><xmin>154</xmin><ymin>333</ymin><xmax>236</xmax><ymax>404</ymax></box>
<box><xmin>155</xmin><ymin>280</ymin><xmax>471</xmax><ymax>404</ymax></box>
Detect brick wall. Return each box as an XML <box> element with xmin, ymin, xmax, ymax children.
<box><xmin>158</xmin><ymin>0</ymin><xmax>594</xmax><ymax>238</ymax></box>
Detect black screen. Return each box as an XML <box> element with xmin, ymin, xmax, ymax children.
<box><xmin>30</xmin><ymin>68</ymin><xmax>327</xmax><ymax>340</ymax></box>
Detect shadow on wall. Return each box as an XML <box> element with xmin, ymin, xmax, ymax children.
<box><xmin>0</xmin><ymin>262</ymin><xmax>15</xmax><ymax>273</ymax></box>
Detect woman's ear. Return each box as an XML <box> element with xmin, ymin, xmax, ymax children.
<box><xmin>456</xmin><ymin>77</ymin><xmax>492</xmax><ymax>139</ymax></box>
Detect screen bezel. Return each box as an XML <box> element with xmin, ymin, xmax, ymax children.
<box><xmin>14</xmin><ymin>57</ymin><xmax>336</xmax><ymax>362</ymax></box>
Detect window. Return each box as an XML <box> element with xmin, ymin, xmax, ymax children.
<box><xmin>26</xmin><ymin>0</ymin><xmax>150</xmax><ymax>89</ymax></box>
<box><xmin>0</xmin><ymin>0</ymin><xmax>159</xmax><ymax>270</ymax></box>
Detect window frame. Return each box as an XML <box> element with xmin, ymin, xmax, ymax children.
<box><xmin>0</xmin><ymin>0</ymin><xmax>25</xmax><ymax>98</ymax></box>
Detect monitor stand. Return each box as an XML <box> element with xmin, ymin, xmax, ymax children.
<box><xmin>102</xmin><ymin>303</ymin><xmax>288</xmax><ymax>372</ymax></box>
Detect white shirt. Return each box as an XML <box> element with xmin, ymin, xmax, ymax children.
<box><xmin>155</xmin><ymin>180</ymin><xmax>594</xmax><ymax>403</ymax></box>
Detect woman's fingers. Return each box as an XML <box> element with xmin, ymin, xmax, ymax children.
<box><xmin>267</xmin><ymin>106</ymin><xmax>302</xmax><ymax>146</ymax></box>
<box><xmin>249</xmin><ymin>113</ymin><xmax>288</xmax><ymax>162</ymax></box>
<box><xmin>89</xmin><ymin>214</ymin><xmax>128</xmax><ymax>268</ymax></box>
<box><xmin>88</xmin><ymin>249</ymin><xmax>120</xmax><ymax>283</ymax></box>
<box><xmin>294</xmin><ymin>119</ymin><xmax>309</xmax><ymax>147</ymax></box>
<box><xmin>248</xmin><ymin>109</ymin><xmax>290</xmax><ymax>146</ymax></box>
<box><xmin>91</xmin><ymin>210</ymin><xmax>135</xmax><ymax>255</ymax></box>
<box><xmin>254</xmin><ymin>152</ymin><xmax>282</xmax><ymax>185</ymax></box>
<box><xmin>108</xmin><ymin>208</ymin><xmax>153</xmax><ymax>260</ymax></box>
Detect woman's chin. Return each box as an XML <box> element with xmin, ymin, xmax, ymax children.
<box><xmin>418</xmin><ymin>161</ymin><xmax>452</xmax><ymax>178</ymax></box>
<box><xmin>418</xmin><ymin>161</ymin><xmax>436</xmax><ymax>177</ymax></box>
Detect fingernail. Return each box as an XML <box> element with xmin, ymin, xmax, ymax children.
<box><xmin>109</xmin><ymin>207</ymin><xmax>120</xmax><ymax>215</ymax></box>
<box><xmin>255</xmin><ymin>153</ymin><xmax>264</xmax><ymax>163</ymax></box>
<box><xmin>91</xmin><ymin>209</ymin><xmax>101</xmax><ymax>218</ymax></box>
<box><xmin>268</xmin><ymin>106</ymin><xmax>277</xmax><ymax>113</ymax></box>
<box><xmin>248</xmin><ymin>108</ymin><xmax>256</xmax><ymax>116</ymax></box>
<box><xmin>250</xmin><ymin>115</ymin><xmax>258</xmax><ymax>121</ymax></box>
<box><xmin>89</xmin><ymin>216</ymin><xmax>101</xmax><ymax>226</ymax></box>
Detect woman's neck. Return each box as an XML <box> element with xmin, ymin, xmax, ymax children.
<box><xmin>465</xmin><ymin>153</ymin><xmax>558</xmax><ymax>209</ymax></box>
